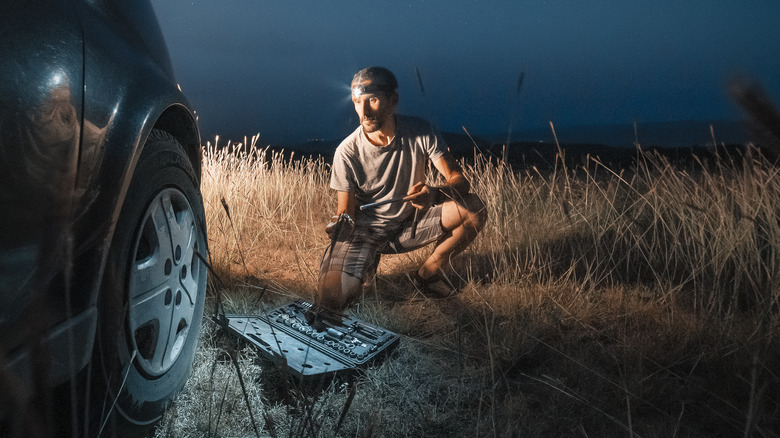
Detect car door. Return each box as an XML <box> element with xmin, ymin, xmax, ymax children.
<box><xmin>0</xmin><ymin>0</ymin><xmax>84</xmax><ymax>361</ymax></box>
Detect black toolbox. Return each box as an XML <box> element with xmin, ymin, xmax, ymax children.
<box><xmin>223</xmin><ymin>300</ymin><xmax>400</xmax><ymax>380</ymax></box>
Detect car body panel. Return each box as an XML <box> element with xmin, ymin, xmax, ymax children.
<box><xmin>0</xmin><ymin>0</ymin><xmax>85</xmax><ymax>360</ymax></box>
<box><xmin>0</xmin><ymin>0</ymin><xmax>202</xmax><ymax>390</ymax></box>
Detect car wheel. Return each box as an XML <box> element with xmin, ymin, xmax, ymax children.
<box><xmin>94</xmin><ymin>129</ymin><xmax>207</xmax><ymax>432</ymax></box>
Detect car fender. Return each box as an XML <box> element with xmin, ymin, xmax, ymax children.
<box><xmin>72</xmin><ymin>2</ymin><xmax>202</xmax><ymax>315</ymax></box>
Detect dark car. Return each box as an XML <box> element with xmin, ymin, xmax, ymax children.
<box><xmin>0</xmin><ymin>0</ymin><xmax>208</xmax><ymax>435</ymax></box>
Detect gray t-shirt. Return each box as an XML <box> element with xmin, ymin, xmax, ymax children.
<box><xmin>330</xmin><ymin>115</ymin><xmax>447</xmax><ymax>230</ymax></box>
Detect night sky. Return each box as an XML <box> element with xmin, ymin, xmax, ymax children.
<box><xmin>150</xmin><ymin>0</ymin><xmax>780</xmax><ymax>146</ymax></box>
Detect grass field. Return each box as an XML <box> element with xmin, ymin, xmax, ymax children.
<box><xmin>154</xmin><ymin>134</ymin><xmax>779</xmax><ymax>437</ymax></box>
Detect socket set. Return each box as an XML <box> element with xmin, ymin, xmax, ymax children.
<box><xmin>223</xmin><ymin>300</ymin><xmax>400</xmax><ymax>380</ymax></box>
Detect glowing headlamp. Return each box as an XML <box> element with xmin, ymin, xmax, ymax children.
<box><xmin>351</xmin><ymin>82</ymin><xmax>389</xmax><ymax>99</ymax></box>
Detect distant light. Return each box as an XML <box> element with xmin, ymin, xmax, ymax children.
<box><xmin>49</xmin><ymin>71</ymin><xmax>65</xmax><ymax>87</ymax></box>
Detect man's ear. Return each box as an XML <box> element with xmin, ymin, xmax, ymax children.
<box><xmin>391</xmin><ymin>92</ymin><xmax>399</xmax><ymax>106</ymax></box>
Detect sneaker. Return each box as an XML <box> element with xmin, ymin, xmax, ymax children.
<box><xmin>413</xmin><ymin>271</ymin><xmax>459</xmax><ymax>298</ymax></box>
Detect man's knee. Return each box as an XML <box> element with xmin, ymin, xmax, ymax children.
<box><xmin>317</xmin><ymin>269</ymin><xmax>362</xmax><ymax>311</ymax></box>
<box><xmin>464</xmin><ymin>193</ymin><xmax>487</xmax><ymax>230</ymax></box>
<box><xmin>443</xmin><ymin>193</ymin><xmax>487</xmax><ymax>232</ymax></box>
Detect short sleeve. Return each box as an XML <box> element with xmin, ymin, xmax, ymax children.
<box><xmin>425</xmin><ymin>125</ymin><xmax>447</xmax><ymax>162</ymax></box>
<box><xmin>330</xmin><ymin>146</ymin><xmax>354</xmax><ymax>192</ymax></box>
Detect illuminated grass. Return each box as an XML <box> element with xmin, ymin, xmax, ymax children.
<box><xmin>155</xmin><ymin>136</ymin><xmax>780</xmax><ymax>437</ymax></box>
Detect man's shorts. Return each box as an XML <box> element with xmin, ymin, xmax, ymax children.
<box><xmin>319</xmin><ymin>204</ymin><xmax>446</xmax><ymax>282</ymax></box>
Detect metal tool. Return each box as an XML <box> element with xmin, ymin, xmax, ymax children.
<box><xmin>359</xmin><ymin>196</ymin><xmax>410</xmax><ymax>211</ymax></box>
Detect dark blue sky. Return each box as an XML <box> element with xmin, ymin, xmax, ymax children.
<box><xmin>151</xmin><ymin>1</ymin><xmax>780</xmax><ymax>145</ymax></box>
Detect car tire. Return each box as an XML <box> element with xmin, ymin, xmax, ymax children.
<box><xmin>93</xmin><ymin>129</ymin><xmax>207</xmax><ymax>433</ymax></box>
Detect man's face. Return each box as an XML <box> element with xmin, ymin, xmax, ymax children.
<box><xmin>352</xmin><ymin>80</ymin><xmax>397</xmax><ymax>133</ymax></box>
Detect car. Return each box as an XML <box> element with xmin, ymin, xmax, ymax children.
<box><xmin>0</xmin><ymin>0</ymin><xmax>208</xmax><ymax>435</ymax></box>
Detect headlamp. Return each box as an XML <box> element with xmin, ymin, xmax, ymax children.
<box><xmin>351</xmin><ymin>82</ymin><xmax>389</xmax><ymax>99</ymax></box>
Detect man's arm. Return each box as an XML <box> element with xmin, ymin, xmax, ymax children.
<box><xmin>432</xmin><ymin>152</ymin><xmax>469</xmax><ymax>199</ymax></box>
<box><xmin>408</xmin><ymin>152</ymin><xmax>470</xmax><ymax>209</ymax></box>
<box><xmin>325</xmin><ymin>190</ymin><xmax>356</xmax><ymax>235</ymax></box>
<box><xmin>336</xmin><ymin>190</ymin><xmax>356</xmax><ymax>217</ymax></box>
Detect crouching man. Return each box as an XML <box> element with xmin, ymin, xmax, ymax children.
<box><xmin>317</xmin><ymin>66</ymin><xmax>487</xmax><ymax>312</ymax></box>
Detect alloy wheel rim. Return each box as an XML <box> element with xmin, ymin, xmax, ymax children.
<box><xmin>127</xmin><ymin>188</ymin><xmax>202</xmax><ymax>377</ymax></box>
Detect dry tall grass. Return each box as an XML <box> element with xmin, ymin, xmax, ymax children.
<box><xmin>200</xmin><ymin>134</ymin><xmax>332</xmax><ymax>291</ymax></box>
<box><xmin>155</xmin><ymin>137</ymin><xmax>779</xmax><ymax>437</ymax></box>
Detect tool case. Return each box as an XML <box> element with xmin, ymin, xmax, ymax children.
<box><xmin>223</xmin><ymin>300</ymin><xmax>400</xmax><ymax>380</ymax></box>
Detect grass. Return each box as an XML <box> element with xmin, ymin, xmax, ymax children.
<box><xmin>154</xmin><ymin>134</ymin><xmax>779</xmax><ymax>437</ymax></box>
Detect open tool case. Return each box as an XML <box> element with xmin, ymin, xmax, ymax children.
<box><xmin>222</xmin><ymin>300</ymin><xmax>400</xmax><ymax>380</ymax></box>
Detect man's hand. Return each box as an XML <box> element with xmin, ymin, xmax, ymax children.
<box><xmin>325</xmin><ymin>215</ymin><xmax>340</xmax><ymax>234</ymax></box>
<box><xmin>325</xmin><ymin>213</ymin><xmax>354</xmax><ymax>235</ymax></box>
<box><xmin>407</xmin><ymin>182</ymin><xmax>439</xmax><ymax>210</ymax></box>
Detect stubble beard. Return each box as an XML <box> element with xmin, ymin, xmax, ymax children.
<box><xmin>361</xmin><ymin>110</ymin><xmax>392</xmax><ymax>133</ymax></box>
<box><xmin>361</xmin><ymin>118</ymin><xmax>381</xmax><ymax>133</ymax></box>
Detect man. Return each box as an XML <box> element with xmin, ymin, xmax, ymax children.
<box><xmin>317</xmin><ymin>66</ymin><xmax>487</xmax><ymax>312</ymax></box>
